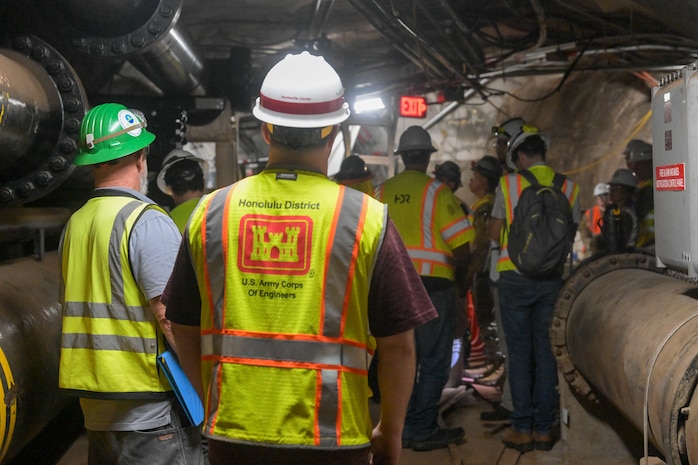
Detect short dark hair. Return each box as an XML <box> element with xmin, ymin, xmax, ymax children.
<box><xmin>514</xmin><ymin>135</ymin><xmax>547</xmax><ymax>159</ymax></box>
<box><xmin>269</xmin><ymin>125</ymin><xmax>332</xmax><ymax>150</ymax></box>
<box><xmin>400</xmin><ymin>150</ymin><xmax>431</xmax><ymax>165</ymax></box>
<box><xmin>511</xmin><ymin>135</ymin><xmax>548</xmax><ymax>163</ymax></box>
<box><xmin>164</xmin><ymin>158</ymin><xmax>204</xmax><ymax>196</ymax></box>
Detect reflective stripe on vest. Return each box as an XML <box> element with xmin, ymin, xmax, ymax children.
<box><xmin>378</xmin><ymin>172</ymin><xmax>472</xmax><ymax>279</ymax></box>
<box><xmin>59</xmin><ymin>196</ymin><xmax>170</xmax><ymax>397</ymax></box>
<box><xmin>190</xmin><ymin>172</ymin><xmax>386</xmax><ymax>448</ymax></box>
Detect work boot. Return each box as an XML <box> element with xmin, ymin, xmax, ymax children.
<box><xmin>501</xmin><ymin>428</ymin><xmax>534</xmax><ymax>453</ymax></box>
<box><xmin>533</xmin><ymin>431</ymin><xmax>556</xmax><ymax>451</ymax></box>
<box><xmin>410</xmin><ymin>427</ymin><xmax>466</xmax><ymax>452</ymax></box>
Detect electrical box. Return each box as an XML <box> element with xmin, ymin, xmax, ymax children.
<box><xmin>652</xmin><ymin>63</ymin><xmax>698</xmax><ymax>276</ymax></box>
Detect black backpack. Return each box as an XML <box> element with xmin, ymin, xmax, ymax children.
<box><xmin>507</xmin><ymin>169</ymin><xmax>574</xmax><ymax>278</ymax></box>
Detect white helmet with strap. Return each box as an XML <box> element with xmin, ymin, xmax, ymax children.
<box><xmin>505</xmin><ymin>125</ymin><xmax>551</xmax><ymax>170</ymax></box>
<box><xmin>253</xmin><ymin>51</ymin><xmax>350</xmax><ymax>128</ymax></box>
<box><xmin>156</xmin><ymin>149</ymin><xmax>208</xmax><ymax>195</ymax></box>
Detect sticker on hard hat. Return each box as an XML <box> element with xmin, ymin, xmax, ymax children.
<box><xmin>118</xmin><ymin>110</ymin><xmax>143</xmax><ymax>137</ymax></box>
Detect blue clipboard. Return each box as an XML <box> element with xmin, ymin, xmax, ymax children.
<box><xmin>157</xmin><ymin>350</ymin><xmax>204</xmax><ymax>427</ymax></box>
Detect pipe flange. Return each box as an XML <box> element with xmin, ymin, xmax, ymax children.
<box><xmin>1</xmin><ymin>35</ymin><xmax>87</xmax><ymax>206</ymax></box>
<box><xmin>552</xmin><ymin>252</ymin><xmax>664</xmax><ymax>402</ymax></box>
<box><xmin>71</xmin><ymin>0</ymin><xmax>182</xmax><ymax>58</ymax></box>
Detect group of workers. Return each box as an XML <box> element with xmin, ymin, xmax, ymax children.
<box><xmin>56</xmin><ymin>49</ymin><xmax>647</xmax><ymax>465</ymax></box>
<box><xmin>583</xmin><ymin>139</ymin><xmax>655</xmax><ymax>256</ymax></box>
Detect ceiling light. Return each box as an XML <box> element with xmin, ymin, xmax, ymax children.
<box><xmin>353</xmin><ymin>96</ymin><xmax>385</xmax><ymax>114</ymax></box>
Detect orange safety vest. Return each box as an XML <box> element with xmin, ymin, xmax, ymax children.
<box><xmin>186</xmin><ymin>169</ymin><xmax>385</xmax><ymax>448</ymax></box>
<box><xmin>585</xmin><ymin>205</ymin><xmax>604</xmax><ymax>236</ymax></box>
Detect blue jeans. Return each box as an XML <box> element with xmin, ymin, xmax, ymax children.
<box><xmin>498</xmin><ymin>271</ymin><xmax>561</xmax><ymax>435</ymax></box>
<box><xmin>403</xmin><ymin>286</ymin><xmax>456</xmax><ymax>439</ymax></box>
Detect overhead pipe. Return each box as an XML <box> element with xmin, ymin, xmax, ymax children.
<box><xmin>0</xmin><ymin>36</ymin><xmax>87</xmax><ymax>207</ymax></box>
<box><xmin>552</xmin><ymin>253</ymin><xmax>698</xmax><ymax>465</ymax></box>
<box><xmin>423</xmin><ymin>78</ymin><xmax>493</xmax><ymax>129</ymax></box>
<box><xmin>434</xmin><ymin>0</ymin><xmax>485</xmax><ymax>73</ymax></box>
<box><xmin>54</xmin><ymin>0</ymin><xmax>205</xmax><ymax>95</ymax></box>
<box><xmin>345</xmin><ymin>0</ymin><xmax>451</xmax><ymax>80</ymax></box>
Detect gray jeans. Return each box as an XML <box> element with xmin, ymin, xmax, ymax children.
<box><xmin>87</xmin><ymin>405</ymin><xmax>206</xmax><ymax>465</ymax></box>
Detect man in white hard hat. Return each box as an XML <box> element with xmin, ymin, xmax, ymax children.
<box><xmin>163</xmin><ymin>51</ymin><xmax>435</xmax><ymax>465</ymax></box>
<box><xmin>491</xmin><ymin>117</ymin><xmax>525</xmax><ymax>174</ymax></box>
<box><xmin>585</xmin><ymin>183</ymin><xmax>610</xmax><ymax>235</ymax></box>
<box><xmin>157</xmin><ymin>149</ymin><xmax>207</xmax><ymax>232</ymax></box>
<box><xmin>583</xmin><ymin>182</ymin><xmax>611</xmax><ymax>255</ymax></box>
<box><xmin>488</xmin><ymin>127</ymin><xmax>580</xmax><ymax>452</ymax></box>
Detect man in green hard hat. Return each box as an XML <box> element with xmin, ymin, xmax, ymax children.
<box><xmin>58</xmin><ymin>103</ymin><xmax>206</xmax><ymax>465</ymax></box>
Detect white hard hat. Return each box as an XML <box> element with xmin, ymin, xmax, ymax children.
<box><xmin>492</xmin><ymin>117</ymin><xmax>524</xmax><ymax>140</ymax></box>
<box><xmin>593</xmin><ymin>182</ymin><xmax>610</xmax><ymax>196</ymax></box>
<box><xmin>505</xmin><ymin>125</ymin><xmax>551</xmax><ymax>170</ymax></box>
<box><xmin>252</xmin><ymin>51</ymin><xmax>350</xmax><ymax>128</ymax></box>
<box><xmin>156</xmin><ymin>149</ymin><xmax>208</xmax><ymax>195</ymax></box>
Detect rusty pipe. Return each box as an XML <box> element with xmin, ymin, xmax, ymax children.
<box><xmin>552</xmin><ymin>252</ymin><xmax>698</xmax><ymax>465</ymax></box>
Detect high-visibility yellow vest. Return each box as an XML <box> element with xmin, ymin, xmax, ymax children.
<box><xmin>496</xmin><ymin>165</ymin><xmax>579</xmax><ymax>273</ymax></box>
<box><xmin>170</xmin><ymin>197</ymin><xmax>200</xmax><ymax>233</ymax></box>
<box><xmin>338</xmin><ymin>178</ymin><xmax>375</xmax><ymax>197</ymax></box>
<box><xmin>376</xmin><ymin>170</ymin><xmax>474</xmax><ymax>280</ymax></box>
<box><xmin>186</xmin><ymin>169</ymin><xmax>385</xmax><ymax>448</ymax></box>
<box><xmin>59</xmin><ymin>194</ymin><xmax>171</xmax><ymax>398</ymax></box>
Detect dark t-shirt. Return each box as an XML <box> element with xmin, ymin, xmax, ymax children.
<box><xmin>163</xmin><ymin>219</ymin><xmax>436</xmax><ymax>337</ymax></box>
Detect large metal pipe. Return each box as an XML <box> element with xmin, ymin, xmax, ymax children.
<box><xmin>0</xmin><ymin>36</ymin><xmax>87</xmax><ymax>207</ymax></box>
<box><xmin>0</xmin><ymin>251</ymin><xmax>72</xmax><ymax>464</ymax></box>
<box><xmin>56</xmin><ymin>0</ymin><xmax>206</xmax><ymax>95</ymax></box>
<box><xmin>552</xmin><ymin>253</ymin><xmax>698</xmax><ymax>465</ymax></box>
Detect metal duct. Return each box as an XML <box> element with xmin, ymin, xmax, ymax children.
<box><xmin>0</xmin><ymin>36</ymin><xmax>87</xmax><ymax>207</ymax></box>
<box><xmin>553</xmin><ymin>253</ymin><xmax>698</xmax><ymax>465</ymax></box>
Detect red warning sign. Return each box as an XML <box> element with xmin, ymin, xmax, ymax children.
<box><xmin>655</xmin><ymin>163</ymin><xmax>685</xmax><ymax>191</ymax></box>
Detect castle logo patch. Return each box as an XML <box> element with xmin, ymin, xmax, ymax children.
<box><xmin>238</xmin><ymin>214</ymin><xmax>312</xmax><ymax>275</ymax></box>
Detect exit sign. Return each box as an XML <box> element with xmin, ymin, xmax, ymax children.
<box><xmin>400</xmin><ymin>95</ymin><xmax>428</xmax><ymax>118</ymax></box>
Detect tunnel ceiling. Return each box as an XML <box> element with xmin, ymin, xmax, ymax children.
<box><xmin>2</xmin><ymin>0</ymin><xmax>697</xmax><ymax>108</ymax></box>
<box><xmin>176</xmin><ymin>0</ymin><xmax>698</xmax><ymax>100</ymax></box>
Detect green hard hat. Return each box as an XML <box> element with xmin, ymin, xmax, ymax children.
<box><xmin>74</xmin><ymin>103</ymin><xmax>155</xmax><ymax>166</ymax></box>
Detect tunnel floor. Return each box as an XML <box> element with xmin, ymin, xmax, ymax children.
<box><xmin>33</xmin><ymin>387</ymin><xmax>650</xmax><ymax>465</ymax></box>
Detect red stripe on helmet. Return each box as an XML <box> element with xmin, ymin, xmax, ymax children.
<box><xmin>260</xmin><ymin>94</ymin><xmax>344</xmax><ymax>115</ymax></box>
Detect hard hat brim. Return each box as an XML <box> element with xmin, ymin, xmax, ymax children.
<box><xmin>253</xmin><ymin>99</ymin><xmax>350</xmax><ymax>128</ymax></box>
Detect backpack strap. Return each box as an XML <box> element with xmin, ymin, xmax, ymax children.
<box><xmin>552</xmin><ymin>172</ymin><xmax>566</xmax><ymax>191</ymax></box>
<box><xmin>517</xmin><ymin>169</ymin><xmax>539</xmax><ymax>187</ymax></box>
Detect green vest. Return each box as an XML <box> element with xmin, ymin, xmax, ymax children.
<box><xmin>187</xmin><ymin>169</ymin><xmax>386</xmax><ymax>448</ymax></box>
<box><xmin>59</xmin><ymin>193</ymin><xmax>171</xmax><ymax>398</ymax></box>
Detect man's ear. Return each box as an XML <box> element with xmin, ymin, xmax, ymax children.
<box><xmin>324</xmin><ymin>126</ymin><xmax>340</xmax><ymax>148</ymax></box>
<box><xmin>261</xmin><ymin>123</ymin><xmax>272</xmax><ymax>144</ymax></box>
<box><xmin>135</xmin><ymin>150</ymin><xmax>147</xmax><ymax>171</ymax></box>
